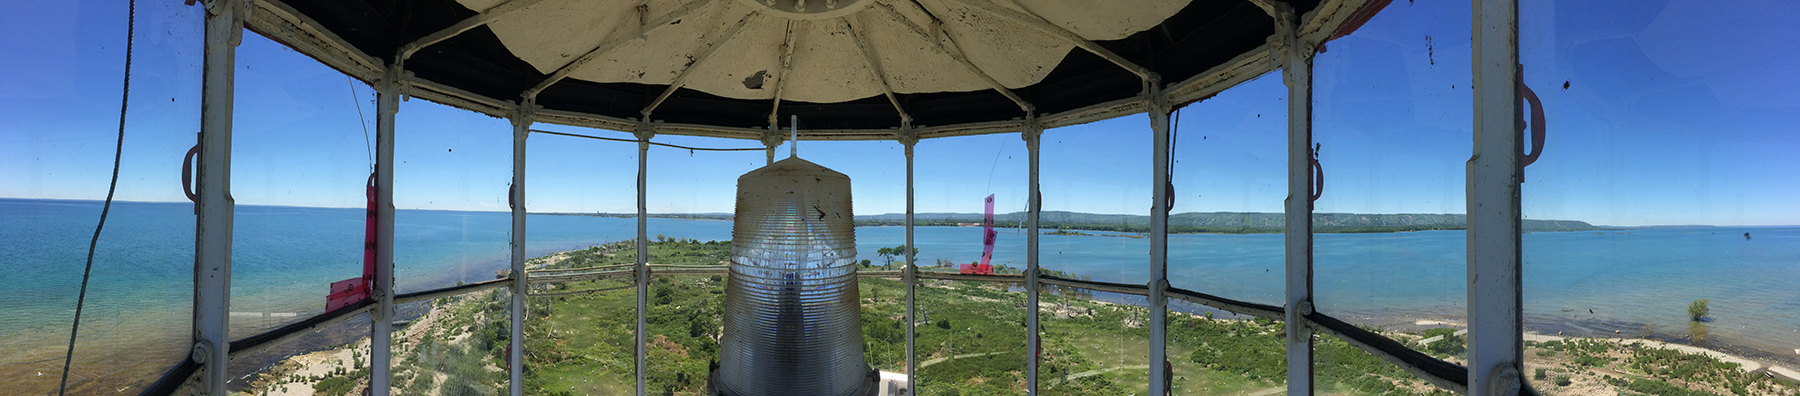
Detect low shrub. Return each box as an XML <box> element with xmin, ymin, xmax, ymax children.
<box><xmin>1628</xmin><ymin>378</ymin><xmax>1723</xmax><ymax>396</ymax></box>
<box><xmin>1688</xmin><ymin>299</ymin><xmax>1711</xmax><ymax>321</ymax></box>
<box><xmin>1420</xmin><ymin>328</ymin><xmax>1466</xmax><ymax>356</ymax></box>
<box><xmin>313</xmin><ymin>376</ymin><xmax>355</xmax><ymax>396</ymax></box>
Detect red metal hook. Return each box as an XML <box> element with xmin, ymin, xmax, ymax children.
<box><xmin>181</xmin><ymin>140</ymin><xmax>201</xmax><ymax>210</ymax></box>
<box><xmin>1310</xmin><ymin>158</ymin><xmax>1324</xmax><ymax>203</ymax></box>
<box><xmin>1520</xmin><ymin>82</ymin><xmax>1546</xmax><ymax>170</ymax></box>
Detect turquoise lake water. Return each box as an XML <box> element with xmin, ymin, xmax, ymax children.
<box><xmin>3</xmin><ymin>198</ymin><xmax>1797</xmax><ymax>383</ymax></box>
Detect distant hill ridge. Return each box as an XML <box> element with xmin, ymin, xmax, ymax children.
<box><xmin>546</xmin><ymin>211</ymin><xmax>1603</xmax><ymax>233</ymax></box>
<box><xmin>854</xmin><ymin>211</ymin><xmax>1604</xmax><ymax>233</ymax></box>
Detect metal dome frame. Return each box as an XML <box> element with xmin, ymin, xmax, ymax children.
<box><xmin>163</xmin><ymin>0</ymin><xmax>1535</xmax><ymax>395</ymax></box>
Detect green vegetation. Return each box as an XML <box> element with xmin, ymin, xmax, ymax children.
<box><xmin>1522</xmin><ymin>337</ymin><xmax>1800</xmax><ymax>396</ymax></box>
<box><xmin>876</xmin><ymin>244</ymin><xmax>918</xmax><ymax>266</ymax></box>
<box><xmin>519</xmin><ymin>240</ymin><xmax>730</xmax><ymax>395</ymax></box>
<box><xmin>507</xmin><ymin>239</ymin><xmax>1797</xmax><ymax>396</ymax></box>
<box><xmin>1419</xmin><ymin>327</ymin><xmax>1466</xmax><ymax>357</ymax></box>
<box><xmin>514</xmin><ymin>239</ymin><xmax>1464</xmax><ymax>395</ymax></box>
<box><xmin>1690</xmin><ymin>299</ymin><xmax>1711</xmax><ymax>321</ymax></box>
<box><xmin>389</xmin><ymin>285</ymin><xmax>512</xmax><ymax>396</ymax></box>
<box><xmin>1044</xmin><ymin>229</ymin><xmax>1097</xmax><ymax>236</ymax></box>
<box><xmin>312</xmin><ymin>373</ymin><xmax>359</xmax><ymax>396</ymax></box>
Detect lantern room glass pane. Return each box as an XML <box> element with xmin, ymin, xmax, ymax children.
<box><xmin>914</xmin><ymin>279</ymin><xmax>1030</xmax><ymax>393</ymax></box>
<box><xmin>523</xmin><ymin>247</ymin><xmax>639</xmax><ymax>395</ymax></box>
<box><xmin>1166</xmin><ymin>71</ymin><xmax>1290</xmax><ymax>309</ymax></box>
<box><xmin>1311</xmin><ymin>0</ymin><xmax>1471</xmax><ymax>350</ymax></box>
<box><xmin>1519</xmin><ymin>0</ymin><xmax>1800</xmax><ymax>392</ymax></box>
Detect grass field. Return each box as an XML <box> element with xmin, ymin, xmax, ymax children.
<box><xmin>234</xmin><ymin>239</ymin><xmax>1798</xmax><ymax>396</ymax></box>
<box><xmin>514</xmin><ymin>240</ymin><xmax>1466</xmax><ymax>395</ymax></box>
<box><xmin>398</xmin><ymin>238</ymin><xmax>1796</xmax><ymax>396</ymax></box>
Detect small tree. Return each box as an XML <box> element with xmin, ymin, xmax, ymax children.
<box><xmin>876</xmin><ymin>247</ymin><xmax>895</xmax><ymax>265</ymax></box>
<box><xmin>1688</xmin><ymin>299</ymin><xmax>1710</xmax><ymax>321</ymax></box>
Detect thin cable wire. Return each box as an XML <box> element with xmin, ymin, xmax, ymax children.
<box><xmin>529</xmin><ymin>129</ymin><xmax>765</xmax><ymax>151</ymax></box>
<box><xmin>986</xmin><ymin>134</ymin><xmax>1006</xmax><ymax>192</ymax></box>
<box><xmin>1169</xmin><ymin>108</ymin><xmax>1180</xmax><ymax>175</ymax></box>
<box><xmin>1167</xmin><ymin>107</ymin><xmax>1180</xmax><ymax>211</ymax></box>
<box><xmin>60</xmin><ymin>0</ymin><xmax>133</xmax><ymax>393</ymax></box>
<box><xmin>349</xmin><ymin>76</ymin><xmax>373</xmax><ymax>171</ymax></box>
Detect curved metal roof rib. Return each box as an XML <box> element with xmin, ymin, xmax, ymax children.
<box><xmin>247</xmin><ymin>0</ymin><xmax>1393</xmax><ymax>140</ymax></box>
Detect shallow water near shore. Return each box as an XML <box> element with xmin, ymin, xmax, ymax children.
<box><xmin>4</xmin><ymin>198</ymin><xmax>1797</xmax><ymax>392</ymax></box>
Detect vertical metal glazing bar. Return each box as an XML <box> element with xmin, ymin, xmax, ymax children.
<box><xmin>1023</xmin><ymin>117</ymin><xmax>1043</xmax><ymax>395</ymax></box>
<box><xmin>1470</xmin><ymin>0</ymin><xmax>1524</xmax><ymax>393</ymax></box>
<box><xmin>901</xmin><ymin>136</ymin><xmax>918</xmax><ymax>393</ymax></box>
<box><xmin>635</xmin><ymin>127</ymin><xmax>652</xmax><ymax>396</ymax></box>
<box><xmin>508</xmin><ymin>101</ymin><xmax>533</xmax><ymax>396</ymax></box>
<box><xmin>901</xmin><ymin>132</ymin><xmax>918</xmax><ymax>391</ymax></box>
<box><xmin>1279</xmin><ymin>23</ymin><xmax>1317</xmax><ymax>396</ymax></box>
<box><xmin>765</xmin><ymin>129</ymin><xmax>778</xmax><ymax>166</ymax></box>
<box><xmin>195</xmin><ymin>2</ymin><xmax>243</xmax><ymax>393</ymax></box>
<box><xmin>1147</xmin><ymin>83</ymin><xmax>1172</xmax><ymax>396</ymax></box>
<box><xmin>370</xmin><ymin>64</ymin><xmax>401</xmax><ymax>396</ymax></box>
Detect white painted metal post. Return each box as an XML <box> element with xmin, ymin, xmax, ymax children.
<box><xmin>1022</xmin><ymin>116</ymin><xmax>1043</xmax><ymax>395</ymax></box>
<box><xmin>635</xmin><ymin>124</ymin><xmax>653</xmax><ymax>396</ymax></box>
<box><xmin>369</xmin><ymin>62</ymin><xmax>401</xmax><ymax>396</ymax></box>
<box><xmin>1469</xmin><ymin>0</ymin><xmax>1524</xmax><ymax>394</ymax></box>
<box><xmin>1147</xmin><ymin>81</ymin><xmax>1172</xmax><ymax>396</ymax></box>
<box><xmin>194</xmin><ymin>1</ymin><xmax>244</xmax><ymax>393</ymax></box>
<box><xmin>764</xmin><ymin>129</ymin><xmax>780</xmax><ymax>166</ymax></box>
<box><xmin>1276</xmin><ymin>5</ymin><xmax>1316</xmax><ymax>394</ymax></box>
<box><xmin>901</xmin><ymin>132</ymin><xmax>918</xmax><ymax>392</ymax></box>
<box><xmin>508</xmin><ymin>100</ymin><xmax>534</xmax><ymax>396</ymax></box>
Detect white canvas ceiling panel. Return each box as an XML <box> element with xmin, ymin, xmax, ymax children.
<box><xmin>919</xmin><ymin>0</ymin><xmax>1072</xmax><ymax>88</ymax></box>
<box><xmin>1005</xmin><ymin>0</ymin><xmax>1192</xmax><ymax>41</ymax></box>
<box><xmin>455</xmin><ymin>0</ymin><xmax>508</xmax><ymax>13</ymax></box>
<box><xmin>570</xmin><ymin>2</ymin><xmax>753</xmax><ymax>86</ymax></box>
<box><xmin>847</xmin><ymin>9</ymin><xmax>990</xmax><ymax>95</ymax></box>
<box><xmin>479</xmin><ymin>0</ymin><xmax>640</xmax><ymax>75</ymax></box>
<box><xmin>678</xmin><ymin>16</ymin><xmax>791</xmax><ymax>100</ymax></box>
<box><xmin>780</xmin><ymin>17</ymin><xmax>887</xmax><ymax>104</ymax></box>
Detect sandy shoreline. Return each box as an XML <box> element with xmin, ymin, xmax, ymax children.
<box><xmin>1352</xmin><ymin>313</ymin><xmax>1800</xmax><ymax>383</ymax></box>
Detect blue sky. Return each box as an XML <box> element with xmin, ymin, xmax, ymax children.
<box><xmin>2</xmin><ymin>0</ymin><xmax>1796</xmax><ymax>226</ymax></box>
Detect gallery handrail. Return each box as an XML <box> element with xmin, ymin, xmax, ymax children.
<box><xmin>227</xmin><ymin>299</ymin><xmax>376</xmax><ymax>359</ymax></box>
<box><xmin>1165</xmin><ymin>286</ymin><xmax>1286</xmax><ymax>321</ymax></box>
<box><xmin>226</xmin><ymin>278</ymin><xmax>512</xmax><ymax>361</ymax></box>
<box><xmin>1303</xmin><ymin>311</ymin><xmax>1476</xmax><ymax>394</ymax></box>
<box><xmin>137</xmin><ymin>357</ymin><xmax>199</xmax><ymax>396</ymax></box>
<box><xmin>1038</xmin><ymin>274</ymin><xmax>1148</xmax><ymax>296</ymax></box>
<box><xmin>394</xmin><ymin>278</ymin><xmax>512</xmax><ymax>304</ymax></box>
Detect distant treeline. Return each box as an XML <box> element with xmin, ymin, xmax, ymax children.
<box><xmin>540</xmin><ymin>212</ymin><xmax>734</xmax><ymax>221</ymax></box>
<box><xmin>539</xmin><ymin>210</ymin><xmax>1606</xmax><ymax>234</ymax></box>
<box><xmin>853</xmin><ymin>211</ymin><xmax>1607</xmax><ymax>234</ymax></box>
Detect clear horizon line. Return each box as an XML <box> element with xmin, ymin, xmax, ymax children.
<box><xmin>7</xmin><ymin>197</ymin><xmax>1792</xmax><ymax>228</ymax></box>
